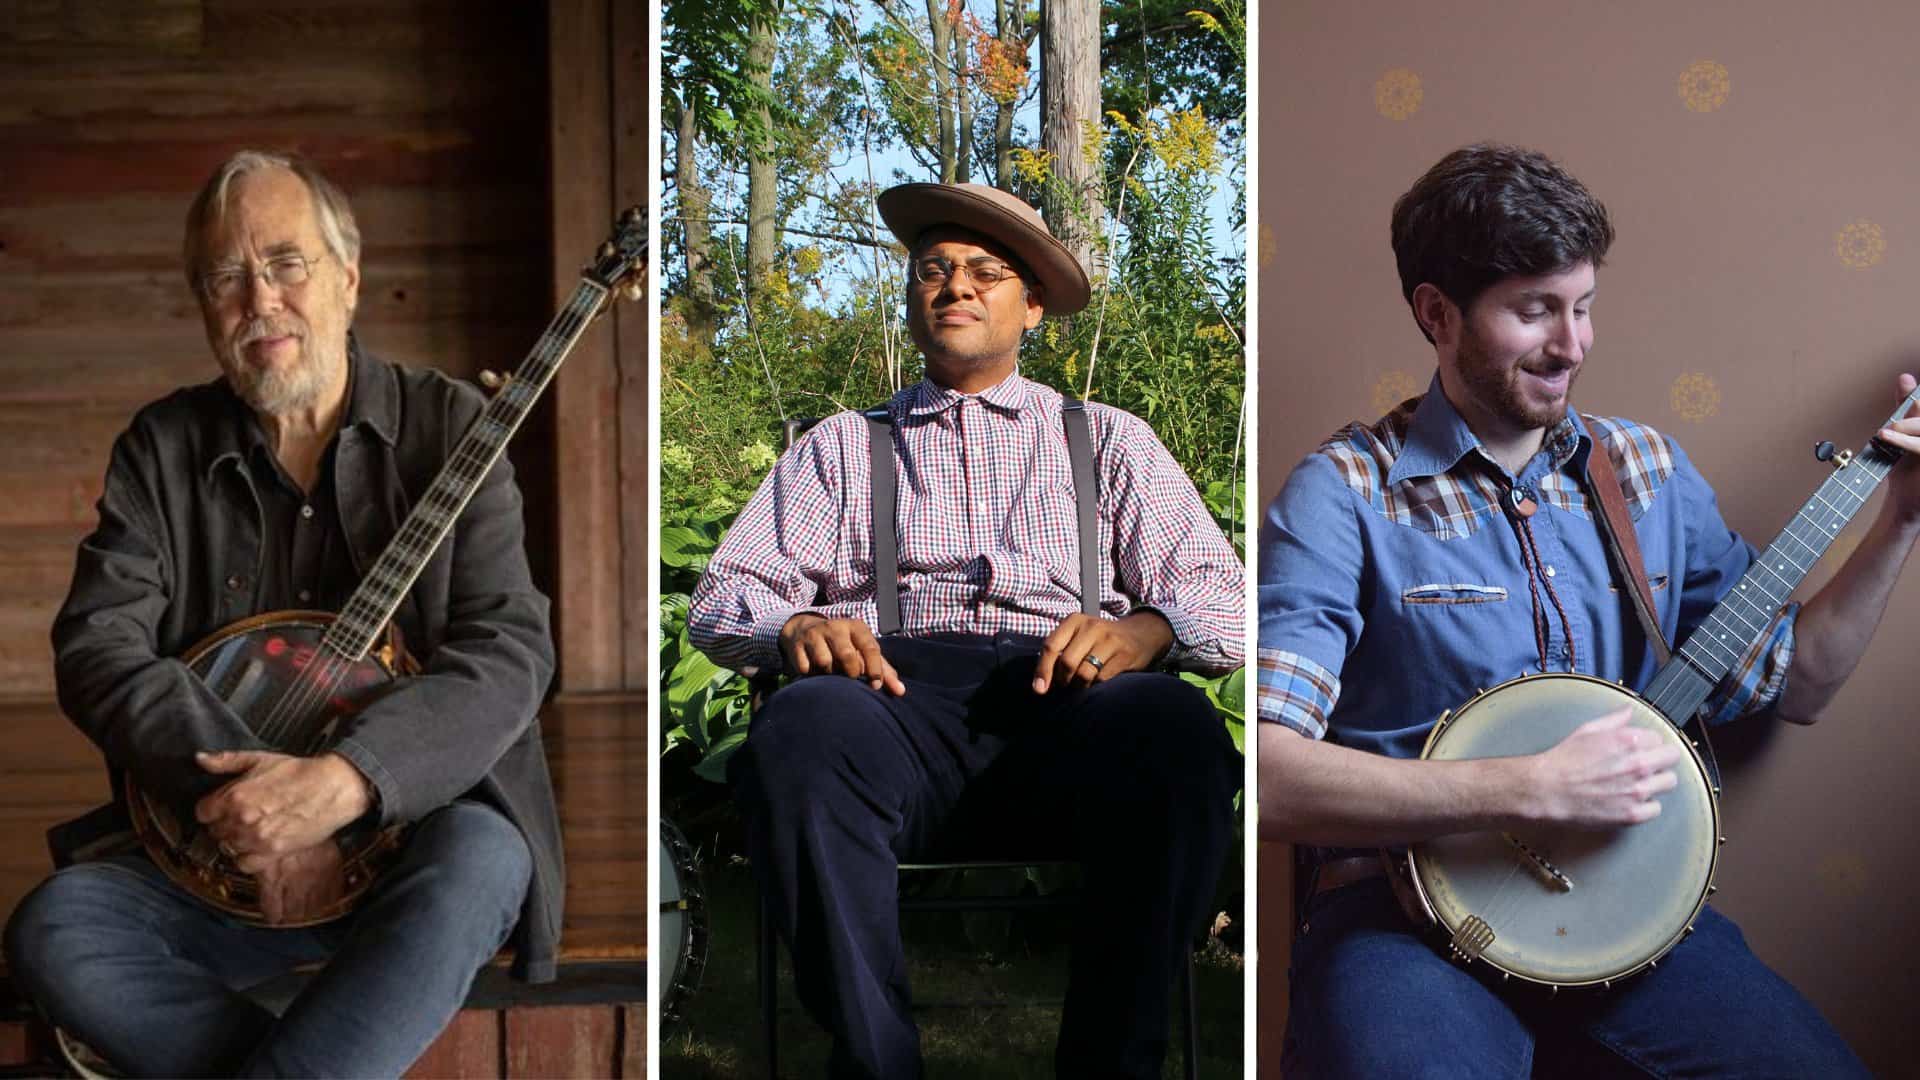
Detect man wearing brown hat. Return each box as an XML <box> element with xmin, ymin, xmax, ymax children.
<box><xmin>689</xmin><ymin>182</ymin><xmax>1244</xmax><ymax>1078</ymax></box>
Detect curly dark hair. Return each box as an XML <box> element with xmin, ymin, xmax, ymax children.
<box><xmin>1391</xmin><ymin>144</ymin><xmax>1614</xmax><ymax>342</ymax></box>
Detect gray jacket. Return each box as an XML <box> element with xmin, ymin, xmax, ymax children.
<box><xmin>50</xmin><ymin>342</ymin><xmax>564</xmax><ymax>982</ymax></box>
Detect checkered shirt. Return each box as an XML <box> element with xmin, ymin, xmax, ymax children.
<box><xmin>690</xmin><ymin>372</ymin><xmax>1245</xmax><ymax>674</ymax></box>
<box><xmin>1257</xmin><ymin>378</ymin><xmax>1795</xmax><ymax>758</ymax></box>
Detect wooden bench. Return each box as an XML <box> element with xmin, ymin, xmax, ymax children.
<box><xmin>0</xmin><ymin>695</ymin><xmax>647</xmax><ymax>1078</ymax></box>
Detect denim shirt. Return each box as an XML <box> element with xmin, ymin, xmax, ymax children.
<box><xmin>1257</xmin><ymin>377</ymin><xmax>1794</xmax><ymax>760</ymax></box>
<box><xmin>50</xmin><ymin>340</ymin><xmax>564</xmax><ymax>981</ymax></box>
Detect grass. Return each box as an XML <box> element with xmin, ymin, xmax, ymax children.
<box><xmin>660</xmin><ymin>859</ymin><xmax>1244</xmax><ymax>1079</ymax></box>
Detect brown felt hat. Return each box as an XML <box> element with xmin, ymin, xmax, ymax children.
<box><xmin>876</xmin><ymin>182</ymin><xmax>1091</xmax><ymax>315</ymax></box>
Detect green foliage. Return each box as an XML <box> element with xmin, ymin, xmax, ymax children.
<box><xmin>665</xmin><ymin>0</ymin><xmax>791</xmax><ymax>152</ymax></box>
<box><xmin>660</xmin><ymin>585</ymin><xmax>753</xmax><ymax>783</ymax></box>
<box><xmin>1101</xmin><ymin>0</ymin><xmax>1245</xmax><ymax>146</ymax></box>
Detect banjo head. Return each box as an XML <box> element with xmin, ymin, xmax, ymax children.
<box><xmin>658</xmin><ymin>816</ymin><xmax>710</xmax><ymax>1027</ymax></box>
<box><xmin>126</xmin><ymin>612</ymin><xmax>405</xmax><ymax>926</ymax></box>
<box><xmin>1411</xmin><ymin>673</ymin><xmax>1719</xmax><ymax>987</ymax></box>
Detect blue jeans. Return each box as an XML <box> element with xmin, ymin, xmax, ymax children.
<box><xmin>1282</xmin><ymin>877</ymin><xmax>1868</xmax><ymax>1078</ymax></box>
<box><xmin>4</xmin><ymin>800</ymin><xmax>531</xmax><ymax>1078</ymax></box>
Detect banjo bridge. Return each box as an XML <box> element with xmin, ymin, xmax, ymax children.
<box><xmin>1504</xmin><ymin>832</ymin><xmax>1574</xmax><ymax>892</ymax></box>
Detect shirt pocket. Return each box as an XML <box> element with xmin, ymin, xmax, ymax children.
<box><xmin>1400</xmin><ymin>582</ymin><xmax>1510</xmax><ymax>607</ymax></box>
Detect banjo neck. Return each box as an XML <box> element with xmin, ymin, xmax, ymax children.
<box><xmin>318</xmin><ymin>210</ymin><xmax>648</xmax><ymax>666</ymax></box>
<box><xmin>319</xmin><ymin>281</ymin><xmax>608</xmax><ymax>662</ymax></box>
<box><xmin>1638</xmin><ymin>386</ymin><xmax>1920</xmax><ymax>725</ymax></box>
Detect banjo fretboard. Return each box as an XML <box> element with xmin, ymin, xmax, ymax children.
<box><xmin>1641</xmin><ymin>387</ymin><xmax>1920</xmax><ymax>724</ymax></box>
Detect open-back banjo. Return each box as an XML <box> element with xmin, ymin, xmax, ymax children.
<box><xmin>1400</xmin><ymin>385</ymin><xmax>1920</xmax><ymax>989</ymax></box>
<box><xmin>125</xmin><ymin>208</ymin><xmax>648</xmax><ymax>926</ymax></box>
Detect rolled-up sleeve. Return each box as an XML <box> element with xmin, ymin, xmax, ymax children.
<box><xmin>1257</xmin><ymin>454</ymin><xmax>1366</xmax><ymax>739</ymax></box>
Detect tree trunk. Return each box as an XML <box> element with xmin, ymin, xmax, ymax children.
<box><xmin>926</xmin><ymin>0</ymin><xmax>957</xmax><ymax>182</ymax></box>
<box><xmin>992</xmin><ymin>0</ymin><xmax>1018</xmax><ymax>188</ymax></box>
<box><xmin>744</xmin><ymin>2</ymin><xmax>780</xmax><ymax>295</ymax></box>
<box><xmin>673</xmin><ymin>88</ymin><xmax>719</xmax><ymax>346</ymax></box>
<box><xmin>953</xmin><ymin>15</ymin><xmax>972</xmax><ymax>183</ymax></box>
<box><xmin>1039</xmin><ymin>0</ymin><xmax>1101</xmax><ymax>274</ymax></box>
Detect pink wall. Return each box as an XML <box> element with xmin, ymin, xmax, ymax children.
<box><xmin>1257</xmin><ymin>2</ymin><xmax>1920</xmax><ymax>1073</ymax></box>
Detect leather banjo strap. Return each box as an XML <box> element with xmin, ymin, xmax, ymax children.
<box><xmin>1587</xmin><ymin>436</ymin><xmax>1723</xmax><ymax>782</ymax></box>
<box><xmin>1585</xmin><ymin>440</ymin><xmax>1673</xmax><ymax>665</ymax></box>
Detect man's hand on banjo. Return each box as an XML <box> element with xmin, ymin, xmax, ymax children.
<box><xmin>194</xmin><ymin>749</ymin><xmax>374</xmax><ymax>861</ymax></box>
<box><xmin>1519</xmin><ymin>709</ymin><xmax>1682</xmax><ymax>830</ymax></box>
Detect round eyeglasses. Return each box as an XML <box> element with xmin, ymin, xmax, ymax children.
<box><xmin>910</xmin><ymin>256</ymin><xmax>1019</xmax><ymax>293</ymax></box>
<box><xmin>199</xmin><ymin>252</ymin><xmax>325</xmax><ymax>303</ymax></box>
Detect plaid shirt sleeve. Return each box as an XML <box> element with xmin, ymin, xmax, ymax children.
<box><xmin>1702</xmin><ymin>602</ymin><xmax>1797</xmax><ymax>725</ymax></box>
<box><xmin>1664</xmin><ymin>437</ymin><xmax>1799</xmax><ymax>724</ymax></box>
<box><xmin>687</xmin><ymin>414</ymin><xmax>875</xmax><ymax>672</ymax></box>
<box><xmin>1097</xmin><ymin>408</ymin><xmax>1246</xmax><ymax>673</ymax></box>
<box><xmin>1256</xmin><ymin>453</ymin><xmax>1365</xmax><ymax>738</ymax></box>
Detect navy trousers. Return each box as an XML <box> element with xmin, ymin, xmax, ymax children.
<box><xmin>730</xmin><ymin>632</ymin><xmax>1241</xmax><ymax>1080</ymax></box>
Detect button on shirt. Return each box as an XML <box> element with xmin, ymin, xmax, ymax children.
<box><xmin>247</xmin><ymin>433</ymin><xmax>353</xmax><ymax>615</ymax></box>
<box><xmin>1257</xmin><ymin>378</ymin><xmax>1794</xmax><ymax>760</ymax></box>
<box><xmin>690</xmin><ymin>372</ymin><xmax>1245</xmax><ymax>674</ymax></box>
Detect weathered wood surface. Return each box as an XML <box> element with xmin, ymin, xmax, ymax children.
<box><xmin>612</xmin><ymin>0</ymin><xmax>652</xmax><ymax>694</ymax></box>
<box><xmin>548</xmin><ymin>0</ymin><xmax>621</xmax><ymax>695</ymax></box>
<box><xmin>546</xmin><ymin>0</ymin><xmax>653</xmax><ymax>695</ymax></box>
<box><xmin>0</xmin><ymin>0</ymin><xmax>552</xmax><ymax>698</ymax></box>
<box><xmin>405</xmin><ymin>1009</ymin><xmax>502</xmax><ymax>1079</ymax></box>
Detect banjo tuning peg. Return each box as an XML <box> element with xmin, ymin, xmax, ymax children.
<box><xmin>1814</xmin><ymin>440</ymin><xmax>1836</xmax><ymax>462</ymax></box>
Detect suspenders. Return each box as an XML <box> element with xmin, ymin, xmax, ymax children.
<box><xmin>862</xmin><ymin>399</ymin><xmax>1100</xmax><ymax>636</ymax></box>
<box><xmin>861</xmin><ymin>406</ymin><xmax>905</xmax><ymax>634</ymax></box>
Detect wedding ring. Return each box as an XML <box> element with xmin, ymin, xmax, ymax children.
<box><xmin>1084</xmin><ymin>653</ymin><xmax>1105</xmax><ymax>671</ymax></box>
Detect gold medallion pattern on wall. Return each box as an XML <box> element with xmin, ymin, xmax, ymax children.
<box><xmin>1371</xmin><ymin>370</ymin><xmax>1422</xmax><ymax>416</ymax></box>
<box><xmin>1677</xmin><ymin>60</ymin><xmax>1731</xmax><ymax>112</ymax></box>
<box><xmin>1835</xmin><ymin>219</ymin><xmax>1887</xmax><ymax>269</ymax></box>
<box><xmin>1259</xmin><ymin>222</ymin><xmax>1276</xmax><ymax>267</ymax></box>
<box><xmin>1373</xmin><ymin>68</ymin><xmax>1423</xmax><ymax>120</ymax></box>
<box><xmin>1669</xmin><ymin>372</ymin><xmax>1721</xmax><ymax>422</ymax></box>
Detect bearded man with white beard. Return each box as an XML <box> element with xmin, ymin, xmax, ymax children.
<box><xmin>2</xmin><ymin>151</ymin><xmax>563</xmax><ymax>1077</ymax></box>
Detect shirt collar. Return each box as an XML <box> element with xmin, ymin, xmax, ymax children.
<box><xmin>903</xmin><ymin>368</ymin><xmax>1033</xmax><ymax>418</ymax></box>
<box><xmin>1386</xmin><ymin>372</ymin><xmax>1587</xmax><ymax>485</ymax></box>
<box><xmin>342</xmin><ymin>335</ymin><xmax>400</xmax><ymax>446</ymax></box>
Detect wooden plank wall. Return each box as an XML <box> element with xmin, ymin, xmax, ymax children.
<box><xmin>0</xmin><ymin>3</ymin><xmax>651</xmax><ymax>1073</ymax></box>
<box><xmin>548</xmin><ymin>0</ymin><xmax>652</xmax><ymax>693</ymax></box>
<box><xmin>0</xmin><ymin>0</ymin><xmax>555</xmax><ymax>698</ymax></box>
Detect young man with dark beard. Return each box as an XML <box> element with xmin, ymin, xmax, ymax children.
<box><xmin>1257</xmin><ymin>144</ymin><xmax>1916</xmax><ymax>1075</ymax></box>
